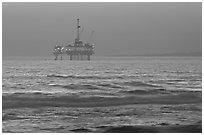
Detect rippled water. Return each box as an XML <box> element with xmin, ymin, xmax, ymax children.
<box><xmin>2</xmin><ymin>57</ymin><xmax>202</xmax><ymax>132</ymax></box>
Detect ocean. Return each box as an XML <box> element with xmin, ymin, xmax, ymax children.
<box><xmin>2</xmin><ymin>57</ymin><xmax>202</xmax><ymax>133</ymax></box>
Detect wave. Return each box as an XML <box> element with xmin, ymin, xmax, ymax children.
<box><xmin>167</xmin><ymin>79</ymin><xmax>185</xmax><ymax>82</ymax></box>
<box><xmin>69</xmin><ymin>120</ymin><xmax>202</xmax><ymax>133</ymax></box>
<box><xmin>49</xmin><ymin>83</ymin><xmax>102</xmax><ymax>90</ymax></box>
<box><xmin>47</xmin><ymin>74</ymin><xmax>109</xmax><ymax>79</ymax></box>
<box><xmin>49</xmin><ymin>82</ymin><xmax>124</xmax><ymax>90</ymax></box>
<box><xmin>120</xmin><ymin>88</ymin><xmax>167</xmax><ymax>95</ymax></box>
<box><xmin>2</xmin><ymin>114</ymin><xmax>27</xmax><ymax>121</ymax></box>
<box><xmin>70</xmin><ymin>128</ymin><xmax>92</xmax><ymax>133</ymax></box>
<box><xmin>104</xmin><ymin>71</ymin><xmax>123</xmax><ymax>74</ymax></box>
<box><xmin>93</xmin><ymin>123</ymin><xmax>202</xmax><ymax>133</ymax></box>
<box><xmin>97</xmin><ymin>83</ymin><xmax>123</xmax><ymax>89</ymax></box>
<box><xmin>47</xmin><ymin>74</ymin><xmax>125</xmax><ymax>80</ymax></box>
<box><xmin>2</xmin><ymin>91</ymin><xmax>201</xmax><ymax>109</ymax></box>
<box><xmin>123</xmin><ymin>81</ymin><xmax>160</xmax><ymax>88</ymax></box>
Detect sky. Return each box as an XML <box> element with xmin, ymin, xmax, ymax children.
<box><xmin>2</xmin><ymin>2</ymin><xmax>202</xmax><ymax>57</ymax></box>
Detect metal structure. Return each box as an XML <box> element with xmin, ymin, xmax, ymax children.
<box><xmin>53</xmin><ymin>19</ymin><xmax>94</xmax><ymax>60</ymax></box>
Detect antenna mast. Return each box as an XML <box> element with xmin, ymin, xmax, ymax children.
<box><xmin>77</xmin><ymin>19</ymin><xmax>80</xmax><ymax>42</ymax></box>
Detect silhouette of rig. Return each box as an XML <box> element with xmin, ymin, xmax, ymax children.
<box><xmin>53</xmin><ymin>19</ymin><xmax>94</xmax><ymax>60</ymax></box>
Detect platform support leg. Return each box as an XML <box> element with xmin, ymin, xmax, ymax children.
<box><xmin>81</xmin><ymin>55</ymin><xmax>83</xmax><ymax>60</ymax></box>
<box><xmin>87</xmin><ymin>55</ymin><xmax>90</xmax><ymax>61</ymax></box>
<box><xmin>70</xmin><ymin>55</ymin><xmax>72</xmax><ymax>60</ymax></box>
<box><xmin>55</xmin><ymin>54</ymin><xmax>58</xmax><ymax>60</ymax></box>
<box><xmin>77</xmin><ymin>54</ymin><xmax>79</xmax><ymax>60</ymax></box>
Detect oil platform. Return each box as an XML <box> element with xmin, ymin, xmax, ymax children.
<box><xmin>53</xmin><ymin>19</ymin><xmax>94</xmax><ymax>60</ymax></box>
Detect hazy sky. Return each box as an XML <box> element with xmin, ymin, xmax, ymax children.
<box><xmin>2</xmin><ymin>2</ymin><xmax>202</xmax><ymax>57</ymax></box>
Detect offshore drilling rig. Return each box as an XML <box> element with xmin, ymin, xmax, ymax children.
<box><xmin>53</xmin><ymin>19</ymin><xmax>94</xmax><ymax>60</ymax></box>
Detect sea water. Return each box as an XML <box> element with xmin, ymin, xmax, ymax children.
<box><xmin>2</xmin><ymin>57</ymin><xmax>202</xmax><ymax>132</ymax></box>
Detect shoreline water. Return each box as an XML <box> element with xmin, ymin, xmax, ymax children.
<box><xmin>2</xmin><ymin>57</ymin><xmax>202</xmax><ymax>133</ymax></box>
<box><xmin>3</xmin><ymin>91</ymin><xmax>202</xmax><ymax>133</ymax></box>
